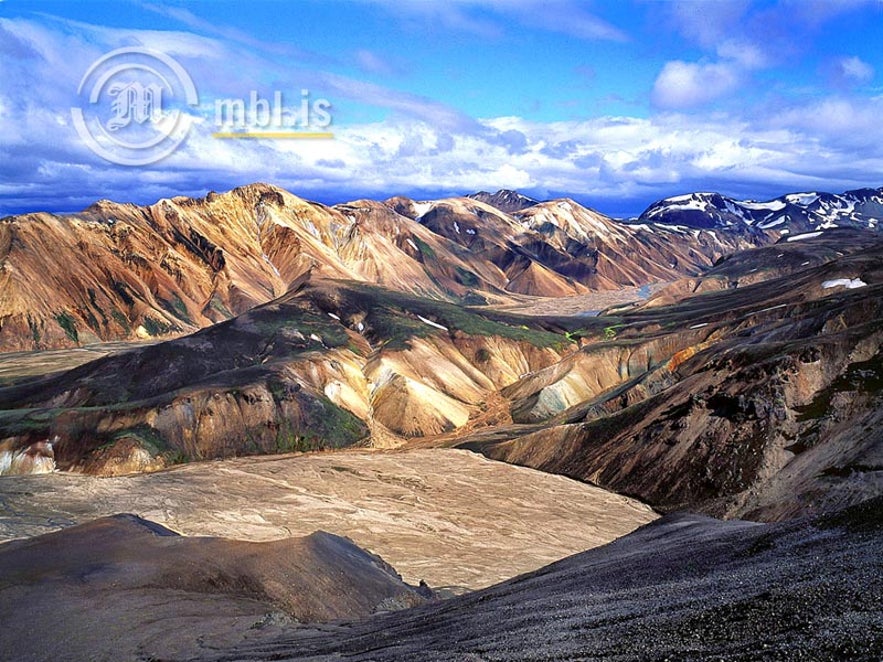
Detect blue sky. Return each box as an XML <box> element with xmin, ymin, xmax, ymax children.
<box><xmin>1</xmin><ymin>0</ymin><xmax>882</xmax><ymax>217</ymax></box>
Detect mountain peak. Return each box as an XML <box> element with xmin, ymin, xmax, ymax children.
<box><xmin>467</xmin><ymin>189</ymin><xmax>539</xmax><ymax>213</ymax></box>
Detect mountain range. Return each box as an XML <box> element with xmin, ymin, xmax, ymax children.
<box><xmin>0</xmin><ymin>213</ymin><xmax>879</xmax><ymax>524</ymax></box>
<box><xmin>9</xmin><ymin>183</ymin><xmax>879</xmax><ymax>352</ymax></box>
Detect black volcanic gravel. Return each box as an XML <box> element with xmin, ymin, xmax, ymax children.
<box><xmin>194</xmin><ymin>500</ymin><xmax>883</xmax><ymax>662</ymax></box>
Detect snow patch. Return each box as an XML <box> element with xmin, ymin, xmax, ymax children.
<box><xmin>786</xmin><ymin>231</ymin><xmax>823</xmax><ymax>242</ymax></box>
<box><xmin>822</xmin><ymin>278</ymin><xmax>867</xmax><ymax>290</ymax></box>
<box><xmin>412</xmin><ymin>202</ymin><xmax>433</xmax><ymax>220</ymax></box>
<box><xmin>303</xmin><ymin>220</ymin><xmax>321</xmax><ymax>238</ymax></box>
<box><xmin>649</xmin><ymin>195</ymin><xmax>708</xmax><ymax>216</ymax></box>
<box><xmin>688</xmin><ymin>322</ymin><xmax>708</xmax><ymax>329</ymax></box>
<box><xmin>261</xmin><ymin>253</ymin><xmax>281</xmax><ymax>276</ymax></box>
<box><xmin>758</xmin><ymin>217</ymin><xmax>785</xmax><ymax>229</ymax></box>
<box><xmin>417</xmin><ymin>315</ymin><xmax>448</xmax><ymax>331</ymax></box>
<box><xmin>784</xmin><ymin>192</ymin><xmax>819</xmax><ymax>206</ymax></box>
<box><xmin>739</xmin><ymin>199</ymin><xmax>787</xmax><ymax>212</ymax></box>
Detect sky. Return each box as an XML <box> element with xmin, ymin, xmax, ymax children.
<box><xmin>1</xmin><ymin>0</ymin><xmax>883</xmax><ymax>217</ymax></box>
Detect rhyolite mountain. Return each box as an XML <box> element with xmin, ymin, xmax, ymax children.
<box><xmin>386</xmin><ymin>195</ymin><xmax>760</xmax><ymax>295</ymax></box>
<box><xmin>0</xmin><ymin>183</ymin><xmax>779</xmax><ymax>352</ymax></box>
<box><xmin>1</xmin><ymin>184</ymin><xmax>882</xmax><ymax>522</ymax></box>
<box><xmin>0</xmin><ymin>275</ymin><xmax>579</xmax><ymax>473</ymax></box>
<box><xmin>2</xmin><ymin>183</ymin><xmax>881</xmax><ymax>352</ymax></box>
<box><xmin>2</xmin><ymin>187</ymin><xmax>883</xmax><ymax>662</ymax></box>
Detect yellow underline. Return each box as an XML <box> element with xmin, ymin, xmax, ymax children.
<box><xmin>212</xmin><ymin>131</ymin><xmax>335</xmax><ymax>139</ymax></box>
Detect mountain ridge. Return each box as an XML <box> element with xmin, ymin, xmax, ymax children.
<box><xmin>2</xmin><ymin>182</ymin><xmax>880</xmax><ymax>359</ymax></box>
<box><xmin>1</xmin><ymin>183</ymin><xmax>773</xmax><ymax>352</ymax></box>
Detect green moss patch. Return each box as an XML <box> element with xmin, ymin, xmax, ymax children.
<box><xmin>54</xmin><ymin>312</ymin><xmax>79</xmax><ymax>343</ymax></box>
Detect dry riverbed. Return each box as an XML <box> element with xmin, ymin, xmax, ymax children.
<box><xmin>0</xmin><ymin>447</ymin><xmax>657</xmax><ymax>590</ymax></box>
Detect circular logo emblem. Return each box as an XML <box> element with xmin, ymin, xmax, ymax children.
<box><xmin>71</xmin><ymin>48</ymin><xmax>198</xmax><ymax>166</ymax></box>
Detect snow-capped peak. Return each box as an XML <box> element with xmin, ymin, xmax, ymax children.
<box><xmin>637</xmin><ymin>186</ymin><xmax>883</xmax><ymax>235</ymax></box>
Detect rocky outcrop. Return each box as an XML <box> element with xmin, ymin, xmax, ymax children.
<box><xmin>467</xmin><ymin>189</ymin><xmax>540</xmax><ymax>212</ymax></box>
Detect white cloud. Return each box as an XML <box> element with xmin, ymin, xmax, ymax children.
<box><xmin>354</xmin><ymin>49</ymin><xmax>397</xmax><ymax>76</ymax></box>
<box><xmin>139</xmin><ymin>103</ymin><xmax>883</xmax><ymax>204</ymax></box>
<box><xmin>837</xmin><ymin>56</ymin><xmax>875</xmax><ymax>83</ymax></box>
<box><xmin>319</xmin><ymin>73</ymin><xmax>479</xmax><ymax>132</ymax></box>
<box><xmin>669</xmin><ymin>0</ymin><xmax>752</xmax><ymax>48</ymax></box>
<box><xmin>139</xmin><ymin>2</ymin><xmax>322</xmax><ymax>60</ymax></box>
<box><xmin>716</xmin><ymin>40</ymin><xmax>768</xmax><ymax>70</ymax></box>
<box><xmin>771</xmin><ymin>96</ymin><xmax>883</xmax><ymax>145</ymax></box>
<box><xmin>5</xmin><ymin>99</ymin><xmax>883</xmax><ymax>216</ymax></box>
<box><xmin>652</xmin><ymin>1</ymin><xmax>778</xmax><ymax>111</ymax></box>
<box><xmin>784</xmin><ymin>0</ymin><xmax>882</xmax><ymax>27</ymax></box>
<box><xmin>651</xmin><ymin>60</ymin><xmax>741</xmax><ymax>109</ymax></box>
<box><xmin>513</xmin><ymin>1</ymin><xmax>628</xmax><ymax>41</ymax></box>
<box><xmin>362</xmin><ymin>0</ymin><xmax>628</xmax><ymax>42</ymax></box>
